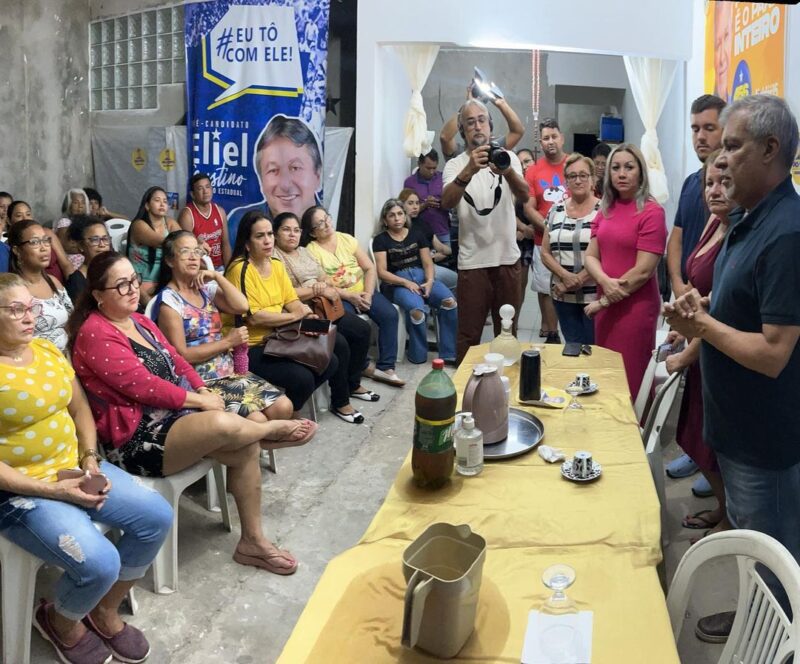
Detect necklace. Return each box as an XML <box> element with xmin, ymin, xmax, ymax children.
<box><xmin>0</xmin><ymin>346</ymin><xmax>25</xmax><ymax>362</ymax></box>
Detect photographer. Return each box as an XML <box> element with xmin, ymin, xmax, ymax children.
<box><xmin>442</xmin><ymin>99</ymin><xmax>529</xmax><ymax>364</ymax></box>
<box><xmin>440</xmin><ymin>86</ymin><xmax>524</xmax><ymax>160</ymax></box>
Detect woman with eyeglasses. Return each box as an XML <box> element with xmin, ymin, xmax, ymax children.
<box><xmin>64</xmin><ymin>215</ymin><xmax>113</xmax><ymax>301</ymax></box>
<box><xmin>7</xmin><ymin>200</ymin><xmax>74</xmax><ymax>284</ymax></box>
<box><xmin>151</xmin><ymin>231</ymin><xmax>310</xmax><ymax>433</ymax></box>
<box><xmin>0</xmin><ymin>272</ymin><xmax>172</xmax><ymax>664</ymax></box>
<box><xmin>272</xmin><ymin>212</ymin><xmax>380</xmax><ymax>413</ymax></box>
<box><xmin>126</xmin><ymin>186</ymin><xmax>181</xmax><ymax>304</ymax></box>
<box><xmin>539</xmin><ymin>153</ymin><xmax>600</xmax><ymax>345</ymax></box>
<box><xmin>302</xmin><ymin>205</ymin><xmax>405</xmax><ymax>387</ymax></box>
<box><xmin>7</xmin><ymin>220</ymin><xmax>74</xmax><ymax>352</ymax></box>
<box><xmin>68</xmin><ymin>252</ymin><xmax>314</xmax><ymax>576</ymax></box>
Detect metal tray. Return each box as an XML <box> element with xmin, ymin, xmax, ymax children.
<box><xmin>456</xmin><ymin>408</ymin><xmax>544</xmax><ymax>460</ymax></box>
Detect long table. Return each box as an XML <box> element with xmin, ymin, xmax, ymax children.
<box><xmin>278</xmin><ymin>344</ymin><xmax>679</xmax><ymax>663</ymax></box>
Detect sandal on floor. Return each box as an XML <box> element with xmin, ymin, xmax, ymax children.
<box><xmin>370</xmin><ymin>368</ymin><xmax>406</xmax><ymax>387</ymax></box>
<box><xmin>262</xmin><ymin>420</ymin><xmax>318</xmax><ymax>450</ymax></box>
<box><xmin>690</xmin><ymin>529</ymin><xmax>712</xmax><ymax>545</ymax></box>
<box><xmin>351</xmin><ymin>389</ymin><xmax>380</xmax><ymax>402</ymax></box>
<box><xmin>233</xmin><ymin>547</ymin><xmax>298</xmax><ymax>575</ymax></box>
<box><xmin>682</xmin><ymin>509</ymin><xmax>721</xmax><ymax>530</ymax></box>
<box><xmin>333</xmin><ymin>408</ymin><xmax>364</xmax><ymax>424</ymax></box>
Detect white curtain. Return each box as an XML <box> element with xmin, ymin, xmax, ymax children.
<box><xmin>393</xmin><ymin>44</ymin><xmax>440</xmax><ymax>158</ymax></box>
<box><xmin>622</xmin><ymin>56</ymin><xmax>678</xmax><ymax>204</ymax></box>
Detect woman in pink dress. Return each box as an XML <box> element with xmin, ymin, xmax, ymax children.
<box><xmin>665</xmin><ymin>150</ymin><xmax>732</xmax><ymax>539</ymax></box>
<box><xmin>584</xmin><ymin>144</ymin><xmax>667</xmax><ymax>398</ymax></box>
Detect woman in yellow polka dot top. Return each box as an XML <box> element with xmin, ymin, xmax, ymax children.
<box><xmin>0</xmin><ymin>273</ymin><xmax>173</xmax><ymax>664</ymax></box>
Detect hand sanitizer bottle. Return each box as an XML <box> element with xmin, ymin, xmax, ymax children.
<box><xmin>490</xmin><ymin>304</ymin><xmax>522</xmax><ymax>366</ymax></box>
<box><xmin>455</xmin><ymin>414</ymin><xmax>484</xmax><ymax>476</ymax></box>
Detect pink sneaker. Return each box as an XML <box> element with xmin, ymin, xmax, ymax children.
<box><xmin>33</xmin><ymin>600</ymin><xmax>112</xmax><ymax>664</ymax></box>
<box><xmin>83</xmin><ymin>613</ymin><xmax>151</xmax><ymax>663</ymax></box>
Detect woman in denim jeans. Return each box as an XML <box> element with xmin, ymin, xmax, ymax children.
<box><xmin>0</xmin><ymin>273</ymin><xmax>172</xmax><ymax>664</ymax></box>
<box><xmin>372</xmin><ymin>199</ymin><xmax>457</xmax><ymax>364</ymax></box>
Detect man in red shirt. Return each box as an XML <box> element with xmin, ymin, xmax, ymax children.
<box><xmin>178</xmin><ymin>173</ymin><xmax>231</xmax><ymax>270</ymax></box>
<box><xmin>524</xmin><ymin>118</ymin><xmax>567</xmax><ymax>343</ymax></box>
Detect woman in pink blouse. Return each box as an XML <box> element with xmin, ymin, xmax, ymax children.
<box><xmin>68</xmin><ymin>252</ymin><xmax>316</xmax><ymax>575</ymax></box>
<box><xmin>584</xmin><ymin>144</ymin><xmax>667</xmax><ymax>398</ymax></box>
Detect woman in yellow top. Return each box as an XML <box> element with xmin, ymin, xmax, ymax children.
<box><xmin>225</xmin><ymin>211</ymin><xmax>365</xmax><ymax>421</ymax></box>
<box><xmin>302</xmin><ymin>205</ymin><xmax>404</xmax><ymax>387</ymax></box>
<box><xmin>0</xmin><ymin>273</ymin><xmax>172</xmax><ymax>664</ymax></box>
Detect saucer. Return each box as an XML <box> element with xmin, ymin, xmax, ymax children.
<box><xmin>567</xmin><ymin>381</ymin><xmax>598</xmax><ymax>395</ymax></box>
<box><xmin>561</xmin><ymin>459</ymin><xmax>602</xmax><ymax>482</ymax></box>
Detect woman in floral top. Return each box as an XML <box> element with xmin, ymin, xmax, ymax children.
<box><xmin>152</xmin><ymin>231</ymin><xmax>295</xmax><ymax>423</ymax></box>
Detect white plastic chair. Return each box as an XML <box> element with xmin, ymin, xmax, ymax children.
<box><xmin>641</xmin><ymin>368</ymin><xmax>684</xmax><ymax>549</ymax></box>
<box><xmin>667</xmin><ymin>530</ymin><xmax>800</xmax><ymax>663</ymax></box>
<box><xmin>634</xmin><ymin>351</ymin><xmax>659</xmax><ymax>423</ymax></box>
<box><xmin>0</xmin><ymin>522</ymin><xmax>136</xmax><ymax>664</ymax></box>
<box><xmin>105</xmin><ymin>218</ymin><xmax>130</xmax><ymax>253</ymax></box>
<box><xmin>139</xmin><ymin>459</ymin><xmax>231</xmax><ymax>594</ymax></box>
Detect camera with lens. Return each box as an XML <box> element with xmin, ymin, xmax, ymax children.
<box><xmin>488</xmin><ymin>140</ymin><xmax>510</xmax><ymax>170</ymax></box>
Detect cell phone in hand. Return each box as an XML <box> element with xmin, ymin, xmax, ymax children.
<box><xmin>56</xmin><ymin>469</ymin><xmax>109</xmax><ymax>495</ymax></box>
<box><xmin>300</xmin><ymin>318</ymin><xmax>332</xmax><ymax>334</ymax></box>
<box><xmin>656</xmin><ymin>340</ymin><xmax>685</xmax><ymax>362</ymax></box>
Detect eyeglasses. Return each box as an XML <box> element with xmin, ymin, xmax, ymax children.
<box><xmin>101</xmin><ymin>274</ymin><xmax>143</xmax><ymax>296</ymax></box>
<box><xmin>0</xmin><ymin>302</ymin><xmax>43</xmax><ymax>320</ymax></box>
<box><xmin>19</xmin><ymin>236</ymin><xmax>52</xmax><ymax>248</ymax></box>
<box><xmin>565</xmin><ymin>173</ymin><xmax>592</xmax><ymax>183</ymax></box>
<box><xmin>311</xmin><ymin>215</ymin><xmax>332</xmax><ymax>231</ymax></box>
<box><xmin>176</xmin><ymin>247</ymin><xmax>207</xmax><ymax>259</ymax></box>
<box><xmin>85</xmin><ymin>235</ymin><xmax>111</xmax><ymax>247</ymax></box>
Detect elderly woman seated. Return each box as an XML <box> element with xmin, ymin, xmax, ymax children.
<box><xmin>150</xmin><ymin>230</ymin><xmax>298</xmax><ymax>429</ymax></box>
<box><xmin>0</xmin><ymin>273</ymin><xmax>173</xmax><ymax>664</ymax></box>
<box><xmin>67</xmin><ymin>252</ymin><xmax>315</xmax><ymax>577</ymax></box>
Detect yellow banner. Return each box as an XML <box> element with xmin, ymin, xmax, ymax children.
<box><xmin>705</xmin><ymin>2</ymin><xmax>786</xmax><ymax>101</ymax></box>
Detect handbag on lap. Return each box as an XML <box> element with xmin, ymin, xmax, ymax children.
<box><xmin>238</xmin><ymin>259</ymin><xmax>336</xmax><ymax>375</ymax></box>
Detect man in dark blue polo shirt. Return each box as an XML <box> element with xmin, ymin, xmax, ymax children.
<box><xmin>665</xmin><ymin>94</ymin><xmax>727</xmax><ymax>483</ymax></box>
<box><xmin>666</xmin><ymin>94</ymin><xmax>800</xmax><ymax>643</ymax></box>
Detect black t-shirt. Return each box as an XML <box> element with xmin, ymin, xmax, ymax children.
<box><xmin>701</xmin><ymin>178</ymin><xmax>800</xmax><ymax>469</ymax></box>
<box><xmin>411</xmin><ymin>216</ymin><xmax>435</xmax><ymax>246</ymax></box>
<box><xmin>372</xmin><ymin>227</ymin><xmax>430</xmax><ymax>274</ymax></box>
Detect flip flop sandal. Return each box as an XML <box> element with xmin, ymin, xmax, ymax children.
<box><xmin>333</xmin><ymin>408</ymin><xmax>364</xmax><ymax>424</ymax></box>
<box><xmin>233</xmin><ymin>548</ymin><xmax>298</xmax><ymax>575</ymax></box>
<box><xmin>690</xmin><ymin>529</ymin><xmax>712</xmax><ymax>546</ymax></box>
<box><xmin>351</xmin><ymin>389</ymin><xmax>380</xmax><ymax>402</ymax></box>
<box><xmin>682</xmin><ymin>509</ymin><xmax>721</xmax><ymax>530</ymax></box>
<box><xmin>262</xmin><ymin>420</ymin><xmax>318</xmax><ymax>450</ymax></box>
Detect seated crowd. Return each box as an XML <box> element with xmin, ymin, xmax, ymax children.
<box><xmin>1</xmin><ymin>90</ymin><xmax>798</xmax><ymax>659</ymax></box>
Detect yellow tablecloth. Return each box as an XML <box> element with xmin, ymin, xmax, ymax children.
<box><xmin>279</xmin><ymin>344</ymin><xmax>679</xmax><ymax>663</ymax></box>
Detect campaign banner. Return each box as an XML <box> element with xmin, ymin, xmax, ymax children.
<box><xmin>185</xmin><ymin>0</ymin><xmax>330</xmax><ymax>241</ymax></box>
<box><xmin>704</xmin><ymin>1</ymin><xmax>786</xmax><ymax>101</ymax></box>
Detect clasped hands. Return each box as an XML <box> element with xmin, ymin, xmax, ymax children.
<box><xmin>583</xmin><ymin>277</ymin><xmax>629</xmax><ymax>318</ymax></box>
<box><xmin>663</xmin><ymin>287</ymin><xmax>710</xmax><ymax>339</ymax></box>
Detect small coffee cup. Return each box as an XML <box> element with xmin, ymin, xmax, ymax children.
<box><xmin>484</xmin><ymin>352</ymin><xmax>505</xmax><ymax>376</ymax></box>
<box><xmin>576</xmin><ymin>373</ymin><xmax>591</xmax><ymax>391</ymax></box>
<box><xmin>572</xmin><ymin>451</ymin><xmax>594</xmax><ymax>479</ymax></box>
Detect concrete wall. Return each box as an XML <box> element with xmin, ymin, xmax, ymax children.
<box><xmin>0</xmin><ymin>0</ymin><xmax>92</xmax><ymax>223</ymax></box>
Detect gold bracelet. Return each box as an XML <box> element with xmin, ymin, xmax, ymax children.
<box><xmin>79</xmin><ymin>449</ymin><xmax>102</xmax><ymax>466</ymax></box>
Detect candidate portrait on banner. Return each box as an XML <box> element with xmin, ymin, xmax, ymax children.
<box><xmin>185</xmin><ymin>0</ymin><xmax>330</xmax><ymax>242</ymax></box>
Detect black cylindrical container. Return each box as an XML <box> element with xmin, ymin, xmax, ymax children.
<box><xmin>519</xmin><ymin>350</ymin><xmax>541</xmax><ymax>402</ymax></box>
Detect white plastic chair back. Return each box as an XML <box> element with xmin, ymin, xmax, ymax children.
<box><xmin>105</xmin><ymin>218</ymin><xmax>130</xmax><ymax>253</ymax></box>
<box><xmin>641</xmin><ymin>369</ymin><xmax>683</xmax><ymax>548</ymax></box>
<box><xmin>667</xmin><ymin>530</ymin><xmax>800</xmax><ymax>663</ymax></box>
<box><xmin>634</xmin><ymin>351</ymin><xmax>658</xmax><ymax>423</ymax></box>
